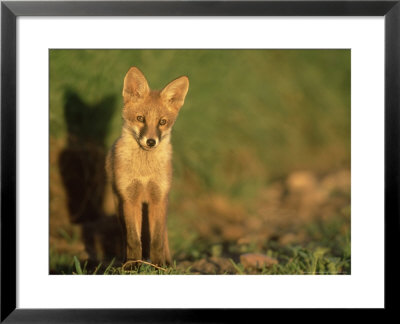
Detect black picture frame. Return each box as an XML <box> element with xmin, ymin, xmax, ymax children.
<box><xmin>1</xmin><ymin>0</ymin><xmax>399</xmax><ymax>321</ymax></box>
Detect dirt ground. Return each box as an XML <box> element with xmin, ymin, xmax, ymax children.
<box><xmin>50</xmin><ymin>137</ymin><xmax>350</xmax><ymax>274</ymax></box>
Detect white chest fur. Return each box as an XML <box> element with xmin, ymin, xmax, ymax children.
<box><xmin>114</xmin><ymin>135</ymin><xmax>172</xmax><ymax>200</ymax></box>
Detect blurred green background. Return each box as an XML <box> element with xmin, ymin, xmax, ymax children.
<box><xmin>50</xmin><ymin>50</ymin><xmax>350</xmax><ymax>274</ymax></box>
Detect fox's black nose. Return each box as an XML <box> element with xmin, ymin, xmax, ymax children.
<box><xmin>146</xmin><ymin>139</ymin><xmax>156</xmax><ymax>147</ymax></box>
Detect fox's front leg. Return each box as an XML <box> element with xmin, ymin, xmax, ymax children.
<box><xmin>122</xmin><ymin>200</ymin><xmax>143</xmax><ymax>261</ymax></box>
<box><xmin>148</xmin><ymin>198</ymin><xmax>170</xmax><ymax>266</ymax></box>
<box><xmin>163</xmin><ymin>227</ymin><xmax>171</xmax><ymax>265</ymax></box>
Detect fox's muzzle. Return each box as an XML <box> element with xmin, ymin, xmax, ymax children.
<box><xmin>134</xmin><ymin>123</ymin><xmax>160</xmax><ymax>150</ymax></box>
<box><xmin>146</xmin><ymin>138</ymin><xmax>156</xmax><ymax>147</ymax></box>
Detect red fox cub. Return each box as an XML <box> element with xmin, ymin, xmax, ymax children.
<box><xmin>106</xmin><ymin>67</ymin><xmax>189</xmax><ymax>266</ymax></box>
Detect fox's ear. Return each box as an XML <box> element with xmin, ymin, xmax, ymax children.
<box><xmin>122</xmin><ymin>67</ymin><xmax>150</xmax><ymax>103</ymax></box>
<box><xmin>161</xmin><ymin>76</ymin><xmax>189</xmax><ymax>112</ymax></box>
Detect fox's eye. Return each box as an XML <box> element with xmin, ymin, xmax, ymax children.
<box><xmin>137</xmin><ymin>116</ymin><xmax>145</xmax><ymax>123</ymax></box>
<box><xmin>159</xmin><ymin>119</ymin><xmax>167</xmax><ymax>126</ymax></box>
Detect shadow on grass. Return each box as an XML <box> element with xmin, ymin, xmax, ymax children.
<box><xmin>57</xmin><ymin>89</ymin><xmax>122</xmax><ymax>269</ymax></box>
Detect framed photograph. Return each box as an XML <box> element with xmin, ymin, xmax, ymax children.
<box><xmin>1</xmin><ymin>0</ymin><xmax>398</xmax><ymax>321</ymax></box>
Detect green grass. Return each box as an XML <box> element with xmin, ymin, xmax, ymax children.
<box><xmin>49</xmin><ymin>49</ymin><xmax>351</xmax><ymax>275</ymax></box>
<box><xmin>50</xmin><ymin>49</ymin><xmax>350</xmax><ymax>197</ymax></box>
<box><xmin>57</xmin><ymin>245</ymin><xmax>350</xmax><ymax>275</ymax></box>
<box><xmin>51</xmin><ymin>214</ymin><xmax>350</xmax><ymax>275</ymax></box>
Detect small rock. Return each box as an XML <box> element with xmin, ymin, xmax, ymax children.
<box><xmin>287</xmin><ymin>171</ymin><xmax>317</xmax><ymax>193</ymax></box>
<box><xmin>240</xmin><ymin>253</ymin><xmax>278</xmax><ymax>269</ymax></box>
<box><xmin>222</xmin><ymin>224</ymin><xmax>245</xmax><ymax>241</ymax></box>
<box><xmin>190</xmin><ymin>259</ymin><xmax>216</xmax><ymax>274</ymax></box>
<box><xmin>209</xmin><ymin>257</ymin><xmax>237</xmax><ymax>274</ymax></box>
<box><xmin>189</xmin><ymin>257</ymin><xmax>236</xmax><ymax>274</ymax></box>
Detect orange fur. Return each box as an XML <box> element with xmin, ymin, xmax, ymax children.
<box><xmin>106</xmin><ymin>67</ymin><xmax>189</xmax><ymax>265</ymax></box>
